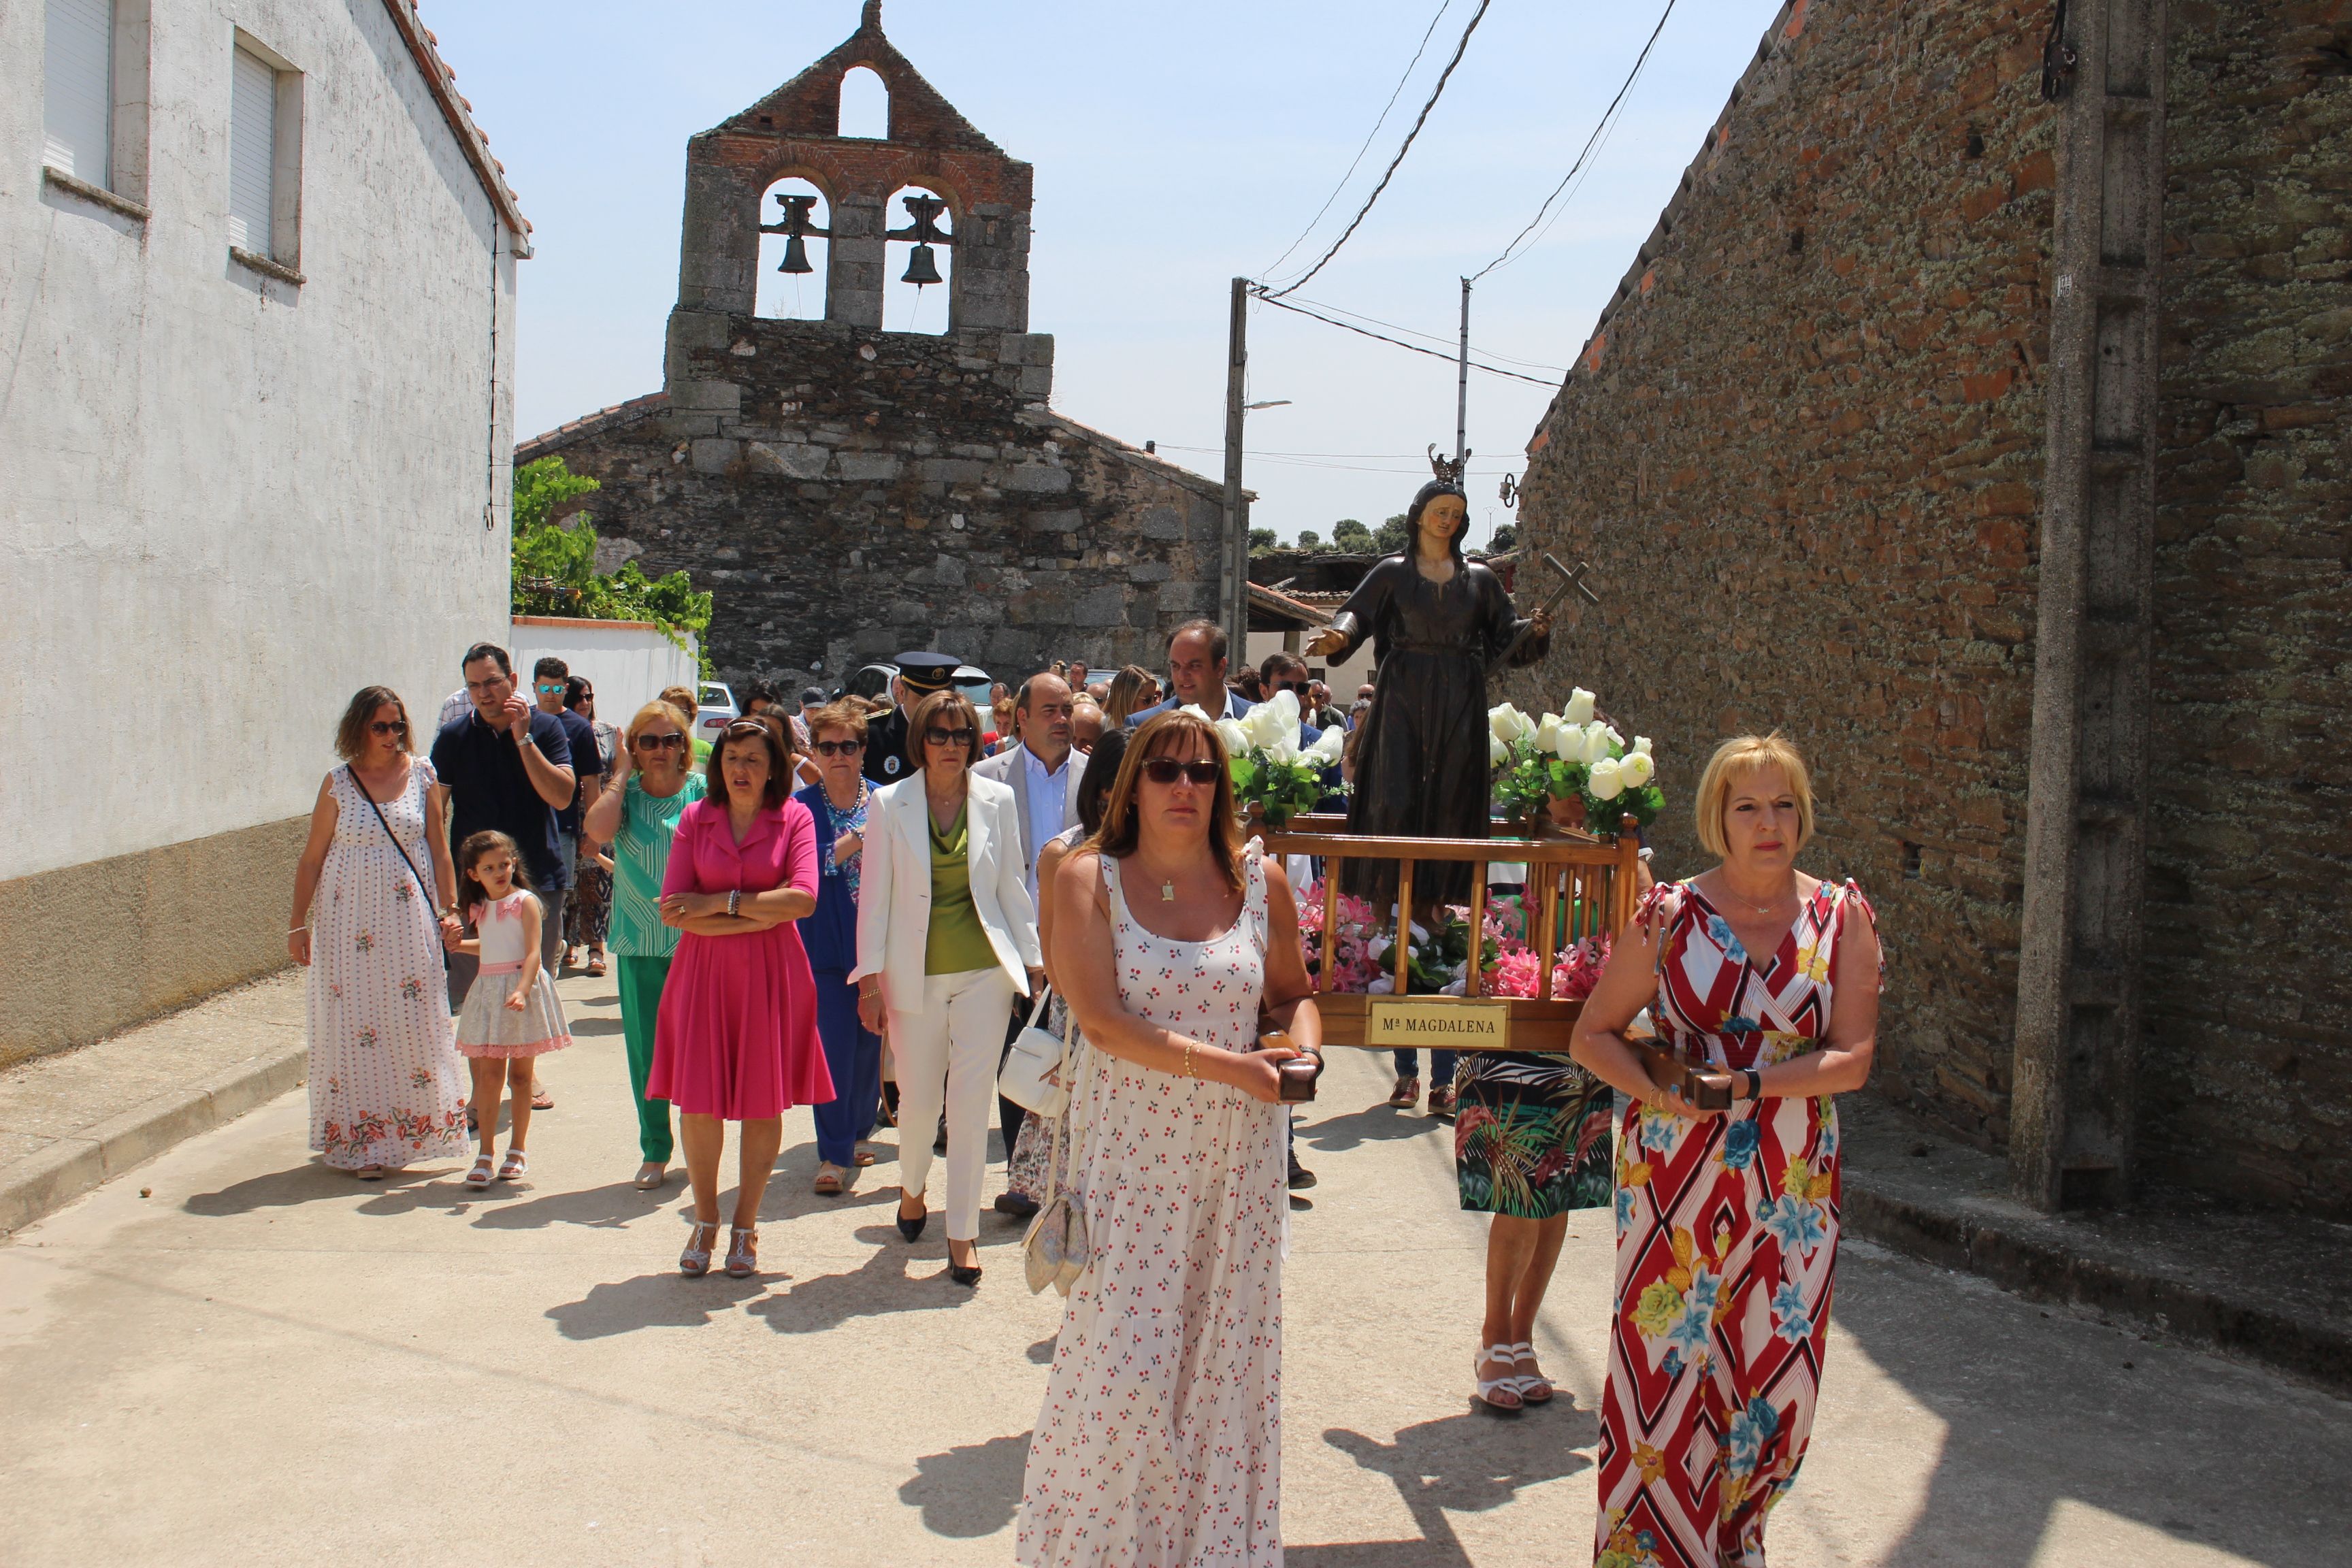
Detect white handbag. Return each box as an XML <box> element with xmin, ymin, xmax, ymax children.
<box><xmin>1022</xmin><ymin>1034</ymin><xmax>1092</xmax><ymax>1296</ymax></box>
<box><xmin>998</xmin><ymin>986</ymin><xmax>1071</xmax><ymax>1117</ymax></box>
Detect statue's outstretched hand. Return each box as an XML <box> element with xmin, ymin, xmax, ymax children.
<box><xmin>1306</xmin><ymin>625</ymin><xmax>1348</xmax><ymax>659</ymax></box>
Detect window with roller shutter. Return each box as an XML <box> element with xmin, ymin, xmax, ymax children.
<box><xmin>228</xmin><ymin>46</ymin><xmax>276</xmax><ymax>255</ymax></box>
<box><xmin>42</xmin><ymin>0</ymin><xmax>114</xmax><ymax>188</ymax></box>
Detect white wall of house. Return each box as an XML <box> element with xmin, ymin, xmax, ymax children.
<box><xmin>510</xmin><ymin>618</ymin><xmax>701</xmax><ymax>737</ymax></box>
<box><xmin>0</xmin><ymin>0</ymin><xmax>520</xmax><ymax>883</ymax></box>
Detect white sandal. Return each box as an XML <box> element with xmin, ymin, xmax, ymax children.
<box><xmin>497</xmin><ymin>1149</ymin><xmax>527</xmax><ymax>1182</ymax></box>
<box><xmin>463</xmin><ymin>1155</ymin><xmax>495</xmax><ymax>1190</ymax></box>
<box><xmin>1475</xmin><ymin>1343</ymin><xmax>1524</xmax><ymax>1411</ymax></box>
<box><xmin>1510</xmin><ymin>1341</ymin><xmax>1554</xmax><ymax>1403</ymax></box>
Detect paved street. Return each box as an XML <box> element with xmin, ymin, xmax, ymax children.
<box><xmin>1</xmin><ymin>970</ymin><xmax>2345</xmax><ymax>1567</ymax></box>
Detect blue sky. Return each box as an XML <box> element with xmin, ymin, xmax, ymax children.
<box><xmin>427</xmin><ymin>0</ymin><xmax>1780</xmax><ymax>549</ymax></box>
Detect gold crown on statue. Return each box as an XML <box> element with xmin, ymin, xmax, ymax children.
<box><xmin>1426</xmin><ymin>445</ymin><xmax>1470</xmax><ymax>486</ymax></box>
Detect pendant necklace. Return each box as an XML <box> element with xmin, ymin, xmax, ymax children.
<box><xmin>1161</xmin><ymin>878</ymin><xmax>1176</xmax><ymax>902</ymax></box>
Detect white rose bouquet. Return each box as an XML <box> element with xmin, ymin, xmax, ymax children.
<box><xmin>1486</xmin><ymin>690</ymin><xmax>1663</xmax><ymax>835</ymax></box>
<box><xmin>1188</xmin><ymin>690</ymin><xmax>1345</xmax><ymax>828</ymax></box>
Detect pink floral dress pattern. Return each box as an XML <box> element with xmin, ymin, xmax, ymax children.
<box><xmin>1017</xmin><ymin>854</ymin><xmax>1286</xmax><ymax>1568</ymax></box>
<box><xmin>306</xmin><ymin>762</ymin><xmax>469</xmax><ymax>1169</ymax></box>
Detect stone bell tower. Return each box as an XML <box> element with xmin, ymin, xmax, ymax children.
<box><xmin>671</xmin><ymin>0</ymin><xmax>1033</xmax><ymax>334</ymax></box>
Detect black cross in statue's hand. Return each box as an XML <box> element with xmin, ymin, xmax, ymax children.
<box><xmin>1488</xmin><ymin>553</ymin><xmax>1602</xmax><ymax>672</ymax></box>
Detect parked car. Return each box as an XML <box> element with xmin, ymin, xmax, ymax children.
<box><xmin>954</xmin><ymin>665</ymin><xmax>994</xmax><ymax>714</ymax></box>
<box><xmin>844</xmin><ymin>663</ymin><xmax>898</xmax><ymax>703</ymax></box>
<box><xmin>696</xmin><ymin>682</ymin><xmax>739</xmax><ymax>749</ymax></box>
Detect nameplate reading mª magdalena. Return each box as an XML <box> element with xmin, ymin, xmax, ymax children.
<box><xmin>1364</xmin><ymin>997</ymin><xmax>1511</xmax><ymax>1050</ymax></box>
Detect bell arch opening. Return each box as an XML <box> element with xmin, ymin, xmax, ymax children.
<box><xmin>883</xmin><ymin>184</ymin><xmax>953</xmax><ymax>335</ymax></box>
<box><xmin>755</xmin><ymin>178</ymin><xmax>832</xmax><ymax>321</ymax></box>
<box><xmin>837</xmin><ymin>65</ymin><xmax>889</xmax><ymax>139</ymax></box>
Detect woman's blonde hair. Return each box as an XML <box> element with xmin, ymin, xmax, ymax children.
<box><xmin>1100</xmin><ymin>664</ymin><xmax>1157</xmax><ymax>726</ymax></box>
<box><xmin>624</xmin><ymin>700</ymin><xmax>691</xmax><ymax>753</ymax></box>
<box><xmin>1693</xmin><ymin>732</ymin><xmax>1815</xmax><ymax>859</ymax></box>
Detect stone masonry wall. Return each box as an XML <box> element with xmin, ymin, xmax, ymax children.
<box><xmin>519</xmin><ymin>313</ymin><xmax>1226</xmax><ymax>690</ymax></box>
<box><xmin>1508</xmin><ymin>0</ymin><xmax>2061</xmax><ymax>1152</ymax></box>
<box><xmin>2141</xmin><ymin>3</ymin><xmax>2352</xmax><ymax>1212</ymax></box>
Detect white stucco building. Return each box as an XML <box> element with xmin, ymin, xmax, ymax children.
<box><xmin>1</xmin><ymin>0</ymin><xmax>529</xmax><ymax>1063</ymax></box>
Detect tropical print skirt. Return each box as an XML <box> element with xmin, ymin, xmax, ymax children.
<box><xmin>1454</xmin><ymin>1051</ymin><xmax>1613</xmax><ymax>1218</ymax></box>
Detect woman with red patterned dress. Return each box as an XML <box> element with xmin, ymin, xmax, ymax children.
<box><xmin>1571</xmin><ymin>733</ymin><xmax>1882</xmax><ymax>1568</ymax></box>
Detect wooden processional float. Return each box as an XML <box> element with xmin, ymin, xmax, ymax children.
<box><xmin>1258</xmin><ymin>811</ymin><xmax>1646</xmax><ymax>1056</ymax></box>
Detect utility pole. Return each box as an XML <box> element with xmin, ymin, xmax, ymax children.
<box><xmin>2010</xmin><ymin>0</ymin><xmax>2168</xmax><ymax>1212</ymax></box>
<box><xmin>1220</xmin><ymin>276</ymin><xmax>1251</xmax><ymax>665</ymax></box>
<box><xmin>1454</xmin><ymin>277</ymin><xmax>1471</xmax><ymax>464</ymax></box>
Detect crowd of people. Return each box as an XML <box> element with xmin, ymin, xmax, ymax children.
<box><xmin>289</xmin><ymin>602</ymin><xmax>1878</xmax><ymax>1566</ymax></box>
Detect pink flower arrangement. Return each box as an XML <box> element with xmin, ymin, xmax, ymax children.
<box><xmin>1298</xmin><ymin>881</ymin><xmax>1611</xmax><ymax>1000</ymax></box>
<box><xmin>1296</xmin><ymin>882</ymin><xmax>1387</xmax><ymax>994</ymax></box>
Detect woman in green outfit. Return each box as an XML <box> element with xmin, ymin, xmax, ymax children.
<box><xmin>583</xmin><ymin>698</ymin><xmax>707</xmax><ymax>1190</ymax></box>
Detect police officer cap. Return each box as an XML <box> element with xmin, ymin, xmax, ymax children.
<box><xmin>893</xmin><ymin>652</ymin><xmax>962</xmax><ymax>693</ymax></box>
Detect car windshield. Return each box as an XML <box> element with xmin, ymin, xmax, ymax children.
<box><xmin>699</xmin><ymin>684</ymin><xmax>732</xmax><ymax>706</ymax></box>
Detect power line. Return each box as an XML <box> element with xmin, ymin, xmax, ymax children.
<box><xmin>1261</xmin><ymin>0</ymin><xmax>1457</xmax><ymax>284</ymax></box>
<box><xmin>1469</xmin><ymin>0</ymin><xmax>1678</xmax><ymax>282</ymax></box>
<box><xmin>1279</xmin><ymin>290</ymin><xmax>1569</xmax><ymax>374</ymax></box>
<box><xmin>1264</xmin><ymin>0</ymin><xmax>1496</xmax><ymax>299</ymax></box>
<box><xmin>1255</xmin><ymin>292</ymin><xmax>1560</xmax><ymax>387</ymax></box>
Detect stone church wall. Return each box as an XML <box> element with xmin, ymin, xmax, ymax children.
<box><xmin>519</xmin><ymin>313</ymin><xmax>1226</xmax><ymax>689</ymax></box>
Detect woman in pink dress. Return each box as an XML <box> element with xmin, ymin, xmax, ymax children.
<box><xmin>649</xmin><ymin>719</ymin><xmax>832</xmax><ymax>1279</ymax></box>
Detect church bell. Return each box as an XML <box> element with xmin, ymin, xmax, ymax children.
<box><xmin>900</xmin><ymin>244</ymin><xmax>943</xmax><ymax>287</ymax></box>
<box><xmin>777</xmin><ymin>234</ymin><xmax>813</xmax><ymax>274</ymax></box>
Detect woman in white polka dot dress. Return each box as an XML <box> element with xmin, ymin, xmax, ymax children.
<box><xmin>1017</xmin><ymin>710</ymin><xmax>1324</xmax><ymax>1567</ymax></box>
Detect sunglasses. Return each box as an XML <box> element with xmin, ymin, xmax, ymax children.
<box><xmin>1274</xmin><ymin>681</ymin><xmax>1311</xmax><ymax>697</ymax></box>
<box><xmin>812</xmin><ymin>738</ymin><xmax>864</xmax><ymax>757</ymax></box>
<box><xmin>368</xmin><ymin>719</ymin><xmax>408</xmax><ymax>736</ymax></box>
<box><xmin>924</xmin><ymin>727</ymin><xmax>975</xmax><ymax>747</ymax></box>
<box><xmin>1141</xmin><ymin>757</ymin><xmax>1223</xmax><ymax>787</ymax></box>
<box><xmin>633</xmin><ymin>732</ymin><xmax>686</xmax><ymax>751</ymax></box>
<box><xmin>536</xmin><ymin>683</ymin><xmax>567</xmax><ymax>695</ymax></box>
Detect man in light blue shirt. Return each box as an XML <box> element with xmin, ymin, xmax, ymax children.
<box><xmin>970</xmin><ymin>671</ymin><xmax>1084</xmax><ymax>1213</ymax></box>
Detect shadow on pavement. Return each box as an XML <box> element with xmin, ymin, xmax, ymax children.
<box><xmin>1831</xmin><ymin>1241</ymin><xmax>2349</xmax><ymax>1568</ymax></box>
<box><xmin>748</xmin><ymin>1227</ymin><xmax>962</xmax><ymax>1335</ymax></box>
<box><xmin>182</xmin><ymin>1157</ymin><xmax>471</xmax><ymax>1216</ymax></box>
<box><xmin>1027</xmin><ymin>1335</ymin><xmax>1058</xmax><ymax>1365</ymax></box>
<box><xmin>466</xmin><ymin>1179</ymin><xmax>664</xmax><ymax>1230</ymax></box>
<box><xmin>898</xmin><ymin>1431</ymin><xmax>1032</xmax><ymax>1538</ymax></box>
<box><xmin>544</xmin><ymin>1270</ymin><xmax>772</xmax><ymax>1339</ymax></box>
<box><xmin>1301</xmin><ymin>1105</ymin><xmax>1447</xmax><ymax>1154</ymax></box>
<box><xmin>1289</xmin><ymin>1407</ymin><xmax>1595</xmax><ymax>1567</ymax></box>
<box><xmin>568</xmin><ymin>1017</ymin><xmax>625</xmax><ymax>1037</ymax></box>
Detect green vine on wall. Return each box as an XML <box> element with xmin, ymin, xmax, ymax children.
<box><xmin>511</xmin><ymin>457</ymin><xmax>714</xmax><ymax>674</ymax></box>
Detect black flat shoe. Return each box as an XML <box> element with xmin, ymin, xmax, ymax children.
<box><xmin>896</xmin><ymin>1203</ymin><xmax>928</xmax><ymax>1242</ymax></box>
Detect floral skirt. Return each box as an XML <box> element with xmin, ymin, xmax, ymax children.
<box><xmin>1453</xmin><ymin>1051</ymin><xmax>1612</xmax><ymax>1218</ymax></box>
<box><xmin>566</xmin><ymin>855</ymin><xmax>610</xmax><ymax>948</ymax></box>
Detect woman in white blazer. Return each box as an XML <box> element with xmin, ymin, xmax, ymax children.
<box><xmin>853</xmin><ymin>689</ymin><xmax>1042</xmax><ymax>1284</ymax></box>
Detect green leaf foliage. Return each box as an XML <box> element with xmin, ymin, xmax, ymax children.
<box><xmin>510</xmin><ymin>457</ymin><xmax>715</xmax><ymax>672</ymax></box>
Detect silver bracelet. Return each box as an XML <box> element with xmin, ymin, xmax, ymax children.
<box><xmin>727</xmin><ymin>888</ymin><xmax>741</xmax><ymax>917</ymax></box>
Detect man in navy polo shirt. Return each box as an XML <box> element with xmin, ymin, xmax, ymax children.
<box><xmin>433</xmin><ymin>643</ymin><xmax>576</xmax><ymax>1019</ymax></box>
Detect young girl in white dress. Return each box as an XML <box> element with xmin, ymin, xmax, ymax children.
<box><xmin>452</xmin><ymin>831</ymin><xmax>572</xmax><ymax>1189</ymax></box>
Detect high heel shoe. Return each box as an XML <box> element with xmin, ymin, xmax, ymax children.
<box><xmin>679</xmin><ymin>1220</ymin><xmax>719</xmax><ymax>1278</ymax></box>
<box><xmin>948</xmin><ymin>1241</ymin><xmax>981</xmax><ymax>1287</ymax></box>
<box><xmin>896</xmin><ymin>1196</ymin><xmax>928</xmax><ymax>1242</ymax></box>
<box><xmin>724</xmin><ymin>1226</ymin><xmax>758</xmax><ymax>1279</ymax></box>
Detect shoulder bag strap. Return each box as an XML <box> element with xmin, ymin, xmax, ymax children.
<box><xmin>350</xmin><ymin>765</ymin><xmax>438</xmax><ymax>913</ymax></box>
